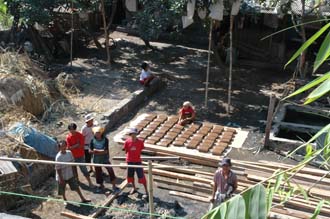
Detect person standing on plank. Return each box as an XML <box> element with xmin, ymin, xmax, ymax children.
<box><xmin>123</xmin><ymin>127</ymin><xmax>148</xmax><ymax>199</ymax></box>
<box><xmin>89</xmin><ymin>126</ymin><xmax>120</xmax><ymax>194</ymax></box>
<box><xmin>209</xmin><ymin>157</ymin><xmax>237</xmax><ymax>209</ymax></box>
<box><xmin>81</xmin><ymin>114</ymin><xmax>95</xmax><ymax>173</ymax></box>
<box><xmin>55</xmin><ymin>140</ymin><xmax>91</xmax><ymax>205</ymax></box>
<box><xmin>178</xmin><ymin>101</ymin><xmax>196</xmax><ymax>126</ymax></box>
<box><xmin>66</xmin><ymin>123</ymin><xmax>93</xmax><ymax>187</ymax></box>
<box><xmin>139</xmin><ymin>62</ymin><xmax>155</xmax><ymax>87</ymax></box>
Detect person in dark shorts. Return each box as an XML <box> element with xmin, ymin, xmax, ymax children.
<box><xmin>81</xmin><ymin>114</ymin><xmax>95</xmax><ymax>173</ymax></box>
<box><xmin>55</xmin><ymin>140</ymin><xmax>91</xmax><ymax>205</ymax></box>
<box><xmin>89</xmin><ymin>126</ymin><xmax>120</xmax><ymax>194</ymax></box>
<box><xmin>123</xmin><ymin>127</ymin><xmax>148</xmax><ymax>199</ymax></box>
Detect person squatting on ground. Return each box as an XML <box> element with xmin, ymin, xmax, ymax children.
<box><xmin>89</xmin><ymin>126</ymin><xmax>120</xmax><ymax>194</ymax></box>
<box><xmin>123</xmin><ymin>127</ymin><xmax>148</xmax><ymax>199</ymax></box>
<box><xmin>81</xmin><ymin>114</ymin><xmax>95</xmax><ymax>173</ymax></box>
<box><xmin>210</xmin><ymin>158</ymin><xmax>237</xmax><ymax>209</ymax></box>
<box><xmin>178</xmin><ymin>101</ymin><xmax>196</xmax><ymax>126</ymax></box>
<box><xmin>55</xmin><ymin>140</ymin><xmax>91</xmax><ymax>205</ymax></box>
<box><xmin>66</xmin><ymin>123</ymin><xmax>93</xmax><ymax>187</ymax></box>
<box><xmin>139</xmin><ymin>62</ymin><xmax>155</xmax><ymax>87</ymax></box>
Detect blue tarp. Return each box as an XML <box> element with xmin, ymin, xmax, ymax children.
<box><xmin>9</xmin><ymin>123</ymin><xmax>58</xmax><ymax>158</ymax></box>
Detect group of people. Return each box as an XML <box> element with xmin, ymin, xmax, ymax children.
<box><xmin>55</xmin><ymin>63</ymin><xmax>236</xmax><ymax>208</ymax></box>
<box><xmin>55</xmin><ymin>115</ymin><xmax>149</xmax><ymax>204</ymax></box>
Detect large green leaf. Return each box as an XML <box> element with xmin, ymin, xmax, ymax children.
<box><xmin>283</xmin><ymin>72</ymin><xmax>330</xmax><ymax>101</ymax></box>
<box><xmin>288</xmin><ymin>123</ymin><xmax>330</xmax><ymax>157</ymax></box>
<box><xmin>201</xmin><ymin>202</ymin><xmax>227</xmax><ymax>219</ymax></box>
<box><xmin>314</xmin><ymin>32</ymin><xmax>330</xmax><ymax>72</ymax></box>
<box><xmin>266</xmin><ymin>187</ymin><xmax>274</xmax><ymax>214</ymax></box>
<box><xmin>210</xmin><ymin>202</ymin><xmax>227</xmax><ymax>219</ymax></box>
<box><xmin>304</xmin><ymin>78</ymin><xmax>330</xmax><ymax>104</ymax></box>
<box><xmin>285</xmin><ymin>23</ymin><xmax>330</xmax><ymax>68</ymax></box>
<box><xmin>242</xmin><ymin>188</ymin><xmax>252</xmax><ymax>219</ymax></box>
<box><xmin>310</xmin><ymin>200</ymin><xmax>325</xmax><ymax>219</ymax></box>
<box><xmin>248</xmin><ymin>184</ymin><xmax>267</xmax><ymax>219</ymax></box>
<box><xmin>225</xmin><ymin>195</ymin><xmax>246</xmax><ymax>219</ymax></box>
<box><xmin>274</xmin><ymin>173</ymin><xmax>284</xmax><ymax>192</ymax></box>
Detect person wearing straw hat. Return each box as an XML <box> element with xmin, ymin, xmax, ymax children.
<box><xmin>209</xmin><ymin>157</ymin><xmax>237</xmax><ymax>209</ymax></box>
<box><xmin>81</xmin><ymin>114</ymin><xmax>95</xmax><ymax>173</ymax></box>
<box><xmin>123</xmin><ymin>127</ymin><xmax>148</xmax><ymax>199</ymax></box>
<box><xmin>55</xmin><ymin>140</ymin><xmax>91</xmax><ymax>205</ymax></box>
<box><xmin>90</xmin><ymin>126</ymin><xmax>120</xmax><ymax>194</ymax></box>
<box><xmin>178</xmin><ymin>101</ymin><xmax>196</xmax><ymax>126</ymax></box>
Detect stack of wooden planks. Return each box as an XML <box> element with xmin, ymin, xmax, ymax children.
<box><xmin>143</xmin><ymin>159</ymin><xmax>330</xmax><ymax>219</ymax></box>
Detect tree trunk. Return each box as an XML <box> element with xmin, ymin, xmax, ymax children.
<box><xmin>298</xmin><ymin>0</ymin><xmax>307</xmax><ymax>78</ymax></box>
<box><xmin>106</xmin><ymin>0</ymin><xmax>118</xmax><ymax>31</ymax></box>
<box><xmin>101</xmin><ymin>0</ymin><xmax>111</xmax><ymax>65</ymax></box>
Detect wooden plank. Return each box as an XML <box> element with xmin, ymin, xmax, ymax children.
<box><xmin>247</xmin><ymin>174</ymin><xmax>330</xmax><ymax>199</ymax></box>
<box><xmin>90</xmin><ymin>180</ymin><xmax>128</xmax><ymax>218</ymax></box>
<box><xmin>154</xmin><ymin>178</ymin><xmax>212</xmax><ymax>194</ymax></box>
<box><xmin>142</xmin><ymin>162</ymin><xmax>215</xmax><ymax>176</ymax></box>
<box><xmin>61</xmin><ymin>212</ymin><xmax>93</xmax><ymax>219</ymax></box>
<box><xmin>264</xmin><ymin>94</ymin><xmax>276</xmax><ymax>148</ymax></box>
<box><xmin>169</xmin><ymin>191</ymin><xmax>210</xmax><ymax>203</ymax></box>
<box><xmin>112</xmin><ymin>156</ymin><xmax>180</xmax><ymax>161</ymax></box>
<box><xmin>144</xmin><ymin>169</ymin><xmax>212</xmax><ymax>184</ymax></box>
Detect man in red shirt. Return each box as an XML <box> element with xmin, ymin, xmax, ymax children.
<box><xmin>123</xmin><ymin>127</ymin><xmax>148</xmax><ymax>198</ymax></box>
<box><xmin>66</xmin><ymin>123</ymin><xmax>93</xmax><ymax>187</ymax></box>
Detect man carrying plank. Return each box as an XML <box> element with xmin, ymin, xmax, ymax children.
<box><xmin>123</xmin><ymin>127</ymin><xmax>148</xmax><ymax>199</ymax></box>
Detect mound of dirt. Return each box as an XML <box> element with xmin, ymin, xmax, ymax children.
<box><xmin>0</xmin><ymin>53</ymin><xmax>52</xmax><ymax>116</ymax></box>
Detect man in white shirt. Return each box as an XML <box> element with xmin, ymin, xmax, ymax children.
<box><xmin>81</xmin><ymin>114</ymin><xmax>94</xmax><ymax>173</ymax></box>
<box><xmin>139</xmin><ymin>62</ymin><xmax>155</xmax><ymax>87</ymax></box>
<box><xmin>55</xmin><ymin>140</ymin><xmax>90</xmax><ymax>204</ymax></box>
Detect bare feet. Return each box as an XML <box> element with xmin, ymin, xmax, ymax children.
<box><xmin>129</xmin><ymin>188</ymin><xmax>137</xmax><ymax>195</ymax></box>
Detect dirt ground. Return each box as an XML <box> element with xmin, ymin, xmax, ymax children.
<box><xmin>5</xmin><ymin>31</ymin><xmax>294</xmax><ymax>219</ymax></box>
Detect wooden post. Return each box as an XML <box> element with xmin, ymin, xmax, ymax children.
<box><xmin>70</xmin><ymin>0</ymin><xmax>74</xmax><ymax>67</ymax></box>
<box><xmin>101</xmin><ymin>0</ymin><xmax>111</xmax><ymax>65</ymax></box>
<box><xmin>204</xmin><ymin>19</ymin><xmax>213</xmax><ymax>108</ymax></box>
<box><xmin>148</xmin><ymin>161</ymin><xmax>154</xmax><ymax>219</ymax></box>
<box><xmin>227</xmin><ymin>15</ymin><xmax>234</xmax><ymax>115</ymax></box>
<box><xmin>264</xmin><ymin>94</ymin><xmax>276</xmax><ymax>148</ymax></box>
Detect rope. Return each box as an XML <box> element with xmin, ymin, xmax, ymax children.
<box><xmin>0</xmin><ymin>190</ymin><xmax>184</xmax><ymax>219</ymax></box>
<box><xmin>0</xmin><ymin>157</ymin><xmax>203</xmax><ymax>169</ymax></box>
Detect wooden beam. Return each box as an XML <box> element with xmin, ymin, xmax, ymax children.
<box><xmin>154</xmin><ymin>178</ymin><xmax>212</xmax><ymax>194</ymax></box>
<box><xmin>112</xmin><ymin>156</ymin><xmax>180</xmax><ymax>161</ymax></box>
<box><xmin>144</xmin><ymin>169</ymin><xmax>212</xmax><ymax>185</ymax></box>
<box><xmin>90</xmin><ymin>180</ymin><xmax>128</xmax><ymax>218</ymax></box>
<box><xmin>142</xmin><ymin>162</ymin><xmax>215</xmax><ymax>176</ymax></box>
<box><xmin>61</xmin><ymin>212</ymin><xmax>93</xmax><ymax>219</ymax></box>
<box><xmin>264</xmin><ymin>94</ymin><xmax>276</xmax><ymax>148</ymax></box>
<box><xmin>169</xmin><ymin>191</ymin><xmax>210</xmax><ymax>203</ymax></box>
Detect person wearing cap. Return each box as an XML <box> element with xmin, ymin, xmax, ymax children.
<box><xmin>66</xmin><ymin>123</ymin><xmax>93</xmax><ymax>187</ymax></box>
<box><xmin>81</xmin><ymin>114</ymin><xmax>95</xmax><ymax>173</ymax></box>
<box><xmin>55</xmin><ymin>140</ymin><xmax>91</xmax><ymax>205</ymax></box>
<box><xmin>123</xmin><ymin>127</ymin><xmax>148</xmax><ymax>199</ymax></box>
<box><xmin>178</xmin><ymin>101</ymin><xmax>196</xmax><ymax>126</ymax></box>
<box><xmin>139</xmin><ymin>62</ymin><xmax>155</xmax><ymax>87</ymax></box>
<box><xmin>89</xmin><ymin>126</ymin><xmax>120</xmax><ymax>194</ymax></box>
<box><xmin>210</xmin><ymin>158</ymin><xmax>237</xmax><ymax>209</ymax></box>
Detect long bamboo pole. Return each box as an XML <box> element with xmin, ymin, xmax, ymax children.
<box><xmin>204</xmin><ymin>19</ymin><xmax>213</xmax><ymax>108</ymax></box>
<box><xmin>148</xmin><ymin>161</ymin><xmax>155</xmax><ymax>219</ymax></box>
<box><xmin>70</xmin><ymin>0</ymin><xmax>74</xmax><ymax>67</ymax></box>
<box><xmin>101</xmin><ymin>0</ymin><xmax>111</xmax><ymax>65</ymax></box>
<box><xmin>227</xmin><ymin>15</ymin><xmax>234</xmax><ymax>115</ymax></box>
